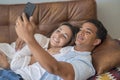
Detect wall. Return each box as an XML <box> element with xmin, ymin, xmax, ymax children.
<box><xmin>96</xmin><ymin>0</ymin><xmax>120</xmax><ymax>39</ymax></box>
<box><xmin>0</xmin><ymin>0</ymin><xmax>120</xmax><ymax>39</ymax></box>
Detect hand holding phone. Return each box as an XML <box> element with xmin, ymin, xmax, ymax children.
<box><xmin>23</xmin><ymin>2</ymin><xmax>36</xmax><ymax>20</ymax></box>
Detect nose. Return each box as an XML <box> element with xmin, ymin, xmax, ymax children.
<box><xmin>79</xmin><ymin>30</ymin><xmax>85</xmax><ymax>36</ymax></box>
<box><xmin>56</xmin><ymin>33</ymin><xmax>62</xmax><ymax>38</ymax></box>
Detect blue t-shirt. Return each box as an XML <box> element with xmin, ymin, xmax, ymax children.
<box><xmin>40</xmin><ymin>46</ymin><xmax>95</xmax><ymax>80</ymax></box>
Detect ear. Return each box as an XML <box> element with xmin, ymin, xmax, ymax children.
<box><xmin>93</xmin><ymin>39</ymin><xmax>101</xmax><ymax>46</ymax></box>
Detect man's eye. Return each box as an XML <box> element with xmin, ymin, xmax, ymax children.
<box><xmin>79</xmin><ymin>28</ymin><xmax>82</xmax><ymax>31</ymax></box>
<box><xmin>86</xmin><ymin>31</ymin><xmax>91</xmax><ymax>34</ymax></box>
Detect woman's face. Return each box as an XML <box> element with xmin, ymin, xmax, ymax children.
<box><xmin>50</xmin><ymin>25</ymin><xmax>73</xmax><ymax>48</ymax></box>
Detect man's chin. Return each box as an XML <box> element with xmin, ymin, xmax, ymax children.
<box><xmin>75</xmin><ymin>41</ymin><xmax>82</xmax><ymax>45</ymax></box>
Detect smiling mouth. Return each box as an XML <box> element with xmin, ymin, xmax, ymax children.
<box><xmin>53</xmin><ymin>37</ymin><xmax>59</xmax><ymax>43</ymax></box>
<box><xmin>77</xmin><ymin>35</ymin><xmax>84</xmax><ymax>41</ymax></box>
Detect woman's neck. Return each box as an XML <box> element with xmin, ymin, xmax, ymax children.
<box><xmin>47</xmin><ymin>47</ymin><xmax>61</xmax><ymax>55</ymax></box>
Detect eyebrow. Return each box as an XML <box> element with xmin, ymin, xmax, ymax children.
<box><xmin>87</xmin><ymin>28</ymin><xmax>94</xmax><ymax>33</ymax></box>
<box><xmin>60</xmin><ymin>27</ymin><xmax>69</xmax><ymax>38</ymax></box>
<box><xmin>80</xmin><ymin>27</ymin><xmax>95</xmax><ymax>34</ymax></box>
<box><xmin>64</xmin><ymin>33</ymin><xmax>69</xmax><ymax>38</ymax></box>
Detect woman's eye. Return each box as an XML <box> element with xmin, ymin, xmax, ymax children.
<box><xmin>56</xmin><ymin>29</ymin><xmax>60</xmax><ymax>32</ymax></box>
<box><xmin>63</xmin><ymin>34</ymin><xmax>68</xmax><ymax>39</ymax></box>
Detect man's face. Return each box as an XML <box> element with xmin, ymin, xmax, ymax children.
<box><xmin>75</xmin><ymin>22</ymin><xmax>99</xmax><ymax>47</ymax></box>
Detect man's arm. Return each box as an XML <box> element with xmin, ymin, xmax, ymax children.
<box><xmin>15</xmin><ymin>13</ymin><xmax>75</xmax><ymax>80</ymax></box>
<box><xmin>27</xmin><ymin>38</ymin><xmax>75</xmax><ymax>80</ymax></box>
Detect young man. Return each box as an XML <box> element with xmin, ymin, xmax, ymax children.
<box><xmin>0</xmin><ymin>13</ymin><xmax>107</xmax><ymax>80</ymax></box>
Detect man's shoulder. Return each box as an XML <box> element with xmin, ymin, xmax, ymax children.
<box><xmin>60</xmin><ymin>46</ymin><xmax>73</xmax><ymax>53</ymax></box>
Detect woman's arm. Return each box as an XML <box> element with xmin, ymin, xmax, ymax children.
<box><xmin>0</xmin><ymin>50</ymin><xmax>10</xmax><ymax>69</ymax></box>
<box><xmin>15</xmin><ymin>37</ymin><xmax>25</xmax><ymax>51</ymax></box>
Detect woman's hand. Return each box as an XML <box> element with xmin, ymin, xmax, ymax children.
<box><xmin>15</xmin><ymin>37</ymin><xmax>25</xmax><ymax>51</ymax></box>
<box><xmin>15</xmin><ymin>13</ymin><xmax>36</xmax><ymax>43</ymax></box>
<box><xmin>0</xmin><ymin>51</ymin><xmax>10</xmax><ymax>69</ymax></box>
<box><xmin>29</xmin><ymin>55</ymin><xmax>36</xmax><ymax>65</ymax></box>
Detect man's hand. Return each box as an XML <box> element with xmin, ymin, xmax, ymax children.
<box><xmin>15</xmin><ymin>37</ymin><xmax>25</xmax><ymax>51</ymax></box>
<box><xmin>15</xmin><ymin>13</ymin><xmax>36</xmax><ymax>43</ymax></box>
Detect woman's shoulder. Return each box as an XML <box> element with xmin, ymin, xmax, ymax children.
<box><xmin>34</xmin><ymin>33</ymin><xmax>49</xmax><ymax>41</ymax></box>
<box><xmin>34</xmin><ymin>33</ymin><xmax>49</xmax><ymax>47</ymax></box>
<box><xmin>34</xmin><ymin>33</ymin><xmax>48</xmax><ymax>39</ymax></box>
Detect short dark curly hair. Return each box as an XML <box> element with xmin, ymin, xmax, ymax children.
<box><xmin>82</xmin><ymin>19</ymin><xmax>108</xmax><ymax>43</ymax></box>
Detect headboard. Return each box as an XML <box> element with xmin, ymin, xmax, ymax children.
<box><xmin>0</xmin><ymin>0</ymin><xmax>96</xmax><ymax>43</ymax></box>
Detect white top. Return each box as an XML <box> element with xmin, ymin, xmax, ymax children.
<box><xmin>0</xmin><ymin>33</ymin><xmax>49</xmax><ymax>64</ymax></box>
<box><xmin>0</xmin><ymin>42</ymin><xmax>16</xmax><ymax>63</ymax></box>
<box><xmin>0</xmin><ymin>34</ymin><xmax>50</xmax><ymax>80</ymax></box>
<box><xmin>15</xmin><ymin>48</ymin><xmax>67</xmax><ymax>80</ymax></box>
<box><xmin>10</xmin><ymin>34</ymin><xmax>50</xmax><ymax>80</ymax></box>
<box><xmin>15</xmin><ymin>62</ymin><xmax>46</xmax><ymax>80</ymax></box>
<box><xmin>10</xmin><ymin>34</ymin><xmax>49</xmax><ymax>71</ymax></box>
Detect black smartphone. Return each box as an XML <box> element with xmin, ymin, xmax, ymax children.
<box><xmin>23</xmin><ymin>2</ymin><xmax>36</xmax><ymax>19</ymax></box>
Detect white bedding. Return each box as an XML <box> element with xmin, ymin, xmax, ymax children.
<box><xmin>0</xmin><ymin>42</ymin><xmax>16</xmax><ymax>62</ymax></box>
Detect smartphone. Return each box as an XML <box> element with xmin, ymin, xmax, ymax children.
<box><xmin>23</xmin><ymin>2</ymin><xmax>36</xmax><ymax>19</ymax></box>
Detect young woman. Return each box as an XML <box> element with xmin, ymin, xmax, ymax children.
<box><xmin>10</xmin><ymin>22</ymin><xmax>79</xmax><ymax>71</ymax></box>
<box><xmin>0</xmin><ymin>14</ymin><xmax>79</xmax><ymax>80</ymax></box>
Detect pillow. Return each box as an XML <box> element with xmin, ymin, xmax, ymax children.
<box><xmin>92</xmin><ymin>35</ymin><xmax>120</xmax><ymax>74</ymax></box>
<box><xmin>87</xmin><ymin>67</ymin><xmax>120</xmax><ymax>80</ymax></box>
